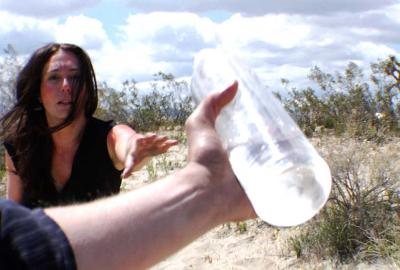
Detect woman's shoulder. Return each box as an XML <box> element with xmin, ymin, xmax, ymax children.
<box><xmin>89</xmin><ymin>116</ymin><xmax>114</xmax><ymax>126</ymax></box>
<box><xmin>78</xmin><ymin>117</ymin><xmax>114</xmax><ymax>145</ymax></box>
<box><xmin>87</xmin><ymin>117</ymin><xmax>115</xmax><ymax>132</ymax></box>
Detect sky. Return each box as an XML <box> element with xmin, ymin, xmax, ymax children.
<box><xmin>0</xmin><ymin>0</ymin><xmax>399</xmax><ymax>92</ymax></box>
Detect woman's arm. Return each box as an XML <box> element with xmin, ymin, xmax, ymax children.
<box><xmin>107</xmin><ymin>124</ymin><xmax>178</xmax><ymax>178</ymax></box>
<box><xmin>4</xmin><ymin>151</ymin><xmax>23</xmax><ymax>202</ymax></box>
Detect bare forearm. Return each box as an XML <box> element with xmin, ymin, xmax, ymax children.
<box><xmin>45</xmin><ymin>163</ymin><xmax>224</xmax><ymax>270</ymax></box>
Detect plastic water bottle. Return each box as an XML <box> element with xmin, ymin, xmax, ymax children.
<box><xmin>191</xmin><ymin>48</ymin><xmax>332</xmax><ymax>227</ymax></box>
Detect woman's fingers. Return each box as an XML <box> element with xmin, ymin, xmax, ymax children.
<box><xmin>122</xmin><ymin>134</ymin><xmax>178</xmax><ymax>178</ymax></box>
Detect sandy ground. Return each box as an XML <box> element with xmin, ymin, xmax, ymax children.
<box><xmin>121</xmin><ymin>145</ymin><xmax>305</xmax><ymax>270</ymax></box>
<box><xmin>1</xmin><ymin>135</ymin><xmax>399</xmax><ymax>269</ymax></box>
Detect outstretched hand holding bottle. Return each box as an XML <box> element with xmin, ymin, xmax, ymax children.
<box><xmin>191</xmin><ymin>48</ymin><xmax>332</xmax><ymax>227</ymax></box>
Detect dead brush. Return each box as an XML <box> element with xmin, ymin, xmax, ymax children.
<box><xmin>290</xmin><ymin>136</ymin><xmax>400</xmax><ymax>264</ymax></box>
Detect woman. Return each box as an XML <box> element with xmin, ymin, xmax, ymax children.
<box><xmin>1</xmin><ymin>43</ymin><xmax>177</xmax><ymax>208</ymax></box>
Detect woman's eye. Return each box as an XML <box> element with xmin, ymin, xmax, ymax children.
<box><xmin>48</xmin><ymin>75</ymin><xmax>60</xmax><ymax>81</ymax></box>
<box><xmin>70</xmin><ymin>75</ymin><xmax>81</xmax><ymax>83</ymax></box>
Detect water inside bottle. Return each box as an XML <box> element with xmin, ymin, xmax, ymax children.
<box><xmin>191</xmin><ymin>47</ymin><xmax>332</xmax><ymax>227</ymax></box>
<box><xmin>229</xmin><ymin>141</ymin><xmax>331</xmax><ymax>227</ymax></box>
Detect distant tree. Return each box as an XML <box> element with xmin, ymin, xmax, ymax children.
<box><xmin>0</xmin><ymin>44</ymin><xmax>21</xmax><ymax>116</ymax></box>
<box><xmin>339</xmin><ymin>62</ymin><xmax>375</xmax><ymax>136</ymax></box>
<box><xmin>152</xmin><ymin>72</ymin><xmax>193</xmax><ymax>126</ymax></box>
<box><xmin>283</xmin><ymin>61</ymin><xmax>381</xmax><ymax>138</ymax></box>
<box><xmin>371</xmin><ymin>56</ymin><xmax>400</xmax><ymax>132</ymax></box>
<box><xmin>0</xmin><ymin>44</ymin><xmax>21</xmax><ymax>174</ymax></box>
<box><xmin>382</xmin><ymin>56</ymin><xmax>400</xmax><ymax>92</ymax></box>
<box><xmin>124</xmin><ymin>72</ymin><xmax>193</xmax><ymax>131</ymax></box>
<box><xmin>283</xmin><ymin>86</ymin><xmax>327</xmax><ymax>136</ymax></box>
<box><xmin>310</xmin><ymin>62</ymin><xmax>375</xmax><ymax>136</ymax></box>
<box><xmin>95</xmin><ymin>73</ymin><xmax>193</xmax><ymax>132</ymax></box>
<box><xmin>94</xmin><ymin>81</ymin><xmax>131</xmax><ymax>124</ymax></box>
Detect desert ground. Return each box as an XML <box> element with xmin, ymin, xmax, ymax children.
<box><xmin>124</xmin><ymin>135</ymin><xmax>400</xmax><ymax>270</ymax></box>
<box><xmin>1</xmin><ymin>135</ymin><xmax>399</xmax><ymax>269</ymax></box>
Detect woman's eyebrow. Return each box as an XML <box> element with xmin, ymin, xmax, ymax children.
<box><xmin>46</xmin><ymin>67</ymin><xmax>80</xmax><ymax>75</ymax></box>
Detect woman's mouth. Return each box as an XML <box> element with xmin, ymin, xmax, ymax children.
<box><xmin>58</xmin><ymin>101</ymin><xmax>72</xmax><ymax>105</ymax></box>
<box><xmin>58</xmin><ymin>101</ymin><xmax>72</xmax><ymax>107</ymax></box>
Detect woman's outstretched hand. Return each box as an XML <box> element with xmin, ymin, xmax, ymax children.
<box><xmin>121</xmin><ymin>133</ymin><xmax>178</xmax><ymax>178</ymax></box>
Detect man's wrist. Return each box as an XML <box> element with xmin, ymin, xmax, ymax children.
<box><xmin>181</xmin><ymin>161</ymin><xmax>228</xmax><ymax>224</ymax></box>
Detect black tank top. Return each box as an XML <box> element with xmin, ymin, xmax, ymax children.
<box><xmin>4</xmin><ymin>117</ymin><xmax>123</xmax><ymax>208</ymax></box>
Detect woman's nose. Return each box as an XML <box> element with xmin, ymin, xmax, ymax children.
<box><xmin>61</xmin><ymin>78</ymin><xmax>72</xmax><ymax>93</ymax></box>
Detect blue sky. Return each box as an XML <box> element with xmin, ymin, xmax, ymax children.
<box><xmin>80</xmin><ymin>1</ymin><xmax>131</xmax><ymax>42</ymax></box>
<box><xmin>0</xmin><ymin>0</ymin><xmax>399</xmax><ymax>91</ymax></box>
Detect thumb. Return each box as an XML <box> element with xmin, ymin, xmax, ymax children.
<box><xmin>212</xmin><ymin>80</ymin><xmax>238</xmax><ymax>118</ymax></box>
<box><xmin>121</xmin><ymin>155</ymin><xmax>135</xmax><ymax>179</ymax></box>
<box><xmin>185</xmin><ymin>80</ymin><xmax>238</xmax><ymax>161</ymax></box>
<box><xmin>192</xmin><ymin>80</ymin><xmax>238</xmax><ymax>128</ymax></box>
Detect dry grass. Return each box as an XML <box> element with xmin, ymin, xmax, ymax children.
<box><xmin>289</xmin><ymin>136</ymin><xmax>400</xmax><ymax>267</ymax></box>
<box><xmin>123</xmin><ymin>134</ymin><xmax>400</xmax><ymax>269</ymax></box>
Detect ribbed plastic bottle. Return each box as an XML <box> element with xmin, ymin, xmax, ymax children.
<box><xmin>191</xmin><ymin>48</ymin><xmax>332</xmax><ymax>227</ymax></box>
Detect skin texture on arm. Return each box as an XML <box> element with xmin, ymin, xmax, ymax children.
<box><xmin>107</xmin><ymin>124</ymin><xmax>178</xmax><ymax>178</ymax></box>
<box><xmin>45</xmin><ymin>81</ymin><xmax>256</xmax><ymax>270</ymax></box>
<box><xmin>4</xmin><ymin>151</ymin><xmax>23</xmax><ymax>202</ymax></box>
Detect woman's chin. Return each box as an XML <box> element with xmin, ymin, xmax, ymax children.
<box><xmin>46</xmin><ymin>115</ymin><xmax>68</xmax><ymax>128</ymax></box>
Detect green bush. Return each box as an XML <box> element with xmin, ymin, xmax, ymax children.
<box><xmin>282</xmin><ymin>56</ymin><xmax>400</xmax><ymax>139</ymax></box>
<box><xmin>95</xmin><ymin>72</ymin><xmax>194</xmax><ymax>132</ymax></box>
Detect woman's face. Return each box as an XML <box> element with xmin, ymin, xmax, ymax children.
<box><xmin>40</xmin><ymin>50</ymin><xmax>85</xmax><ymax>127</ymax></box>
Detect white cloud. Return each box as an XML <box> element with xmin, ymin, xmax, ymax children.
<box><xmin>385</xmin><ymin>2</ymin><xmax>400</xmax><ymax>23</ymax></box>
<box><xmin>54</xmin><ymin>15</ymin><xmax>109</xmax><ymax>50</ymax></box>
<box><xmin>0</xmin><ymin>11</ymin><xmax>110</xmax><ymax>53</ymax></box>
<box><xmin>125</xmin><ymin>0</ymin><xmax>397</xmax><ymax>15</ymax></box>
<box><xmin>355</xmin><ymin>42</ymin><xmax>397</xmax><ymax>61</ymax></box>
<box><xmin>217</xmin><ymin>14</ymin><xmax>311</xmax><ymax>50</ymax></box>
<box><xmin>119</xmin><ymin>12</ymin><xmax>216</xmax><ymax>52</ymax></box>
<box><xmin>0</xmin><ymin>0</ymin><xmax>100</xmax><ymax>18</ymax></box>
<box><xmin>99</xmin><ymin>12</ymin><xmax>313</xmax><ymax>88</ymax></box>
<box><xmin>0</xmin><ymin>11</ymin><xmax>57</xmax><ymax>54</ymax></box>
<box><xmin>76</xmin><ymin>7</ymin><xmax>400</xmax><ymax>90</ymax></box>
<box><xmin>92</xmin><ymin>12</ymin><xmax>217</xmax><ymax>86</ymax></box>
<box><xmin>0</xmin><ymin>1</ymin><xmax>399</xmax><ymax>93</ymax></box>
<box><xmin>268</xmin><ymin>64</ymin><xmax>311</xmax><ymax>89</ymax></box>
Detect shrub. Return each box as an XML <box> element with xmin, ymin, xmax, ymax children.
<box><xmin>95</xmin><ymin>73</ymin><xmax>194</xmax><ymax>132</ymax></box>
<box><xmin>282</xmin><ymin>57</ymin><xmax>400</xmax><ymax>139</ymax></box>
<box><xmin>290</xmin><ymin>137</ymin><xmax>400</xmax><ymax>264</ymax></box>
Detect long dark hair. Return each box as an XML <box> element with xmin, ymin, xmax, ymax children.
<box><xmin>0</xmin><ymin>43</ymin><xmax>98</xmax><ymax>205</ymax></box>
